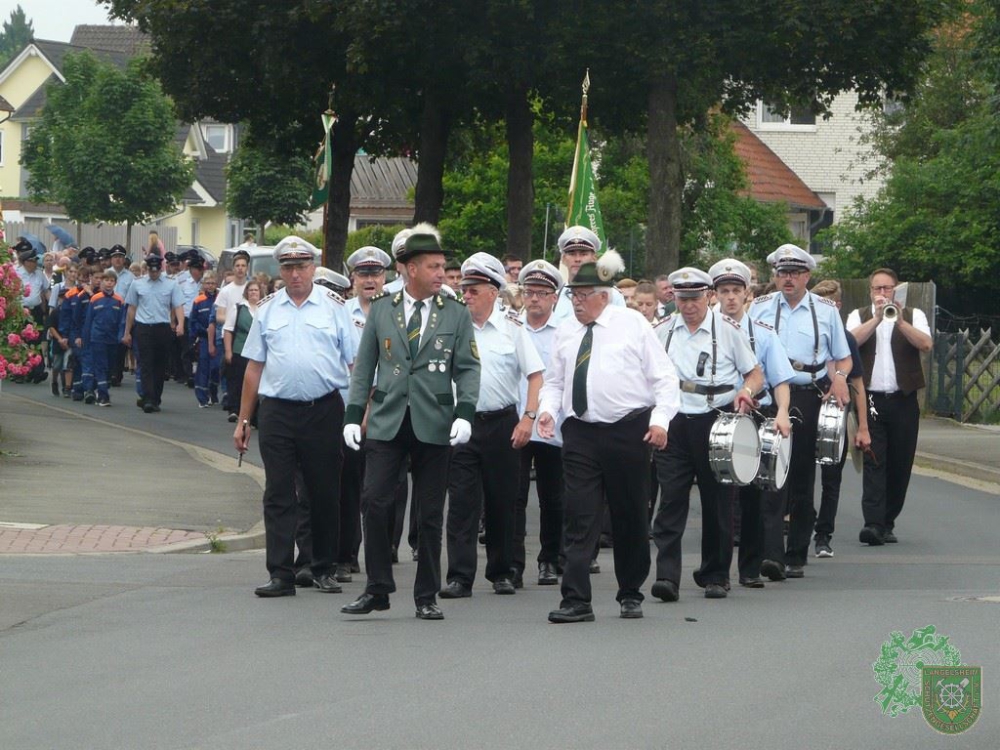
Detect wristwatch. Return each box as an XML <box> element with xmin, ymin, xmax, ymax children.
<box><xmin>523</xmin><ymin>410</ymin><xmax>537</xmax><ymax>420</ymax></box>
<box><xmin>835</xmin><ymin>369</ymin><xmax>849</xmax><ymax>379</ymax></box>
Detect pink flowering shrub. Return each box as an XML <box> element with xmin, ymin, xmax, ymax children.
<box><xmin>0</xmin><ymin>203</ymin><xmax>38</xmax><ymax>380</ymax></box>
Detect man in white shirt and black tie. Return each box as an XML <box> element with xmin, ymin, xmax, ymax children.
<box><xmin>538</xmin><ymin>252</ymin><xmax>680</xmax><ymax>623</ymax></box>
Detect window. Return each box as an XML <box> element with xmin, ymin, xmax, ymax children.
<box><xmin>202</xmin><ymin>124</ymin><xmax>229</xmax><ymax>153</ymax></box>
<box><xmin>757</xmin><ymin>101</ymin><xmax>817</xmax><ymax>131</ymax></box>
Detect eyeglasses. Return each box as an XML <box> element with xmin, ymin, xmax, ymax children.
<box><xmin>870</xmin><ymin>285</ymin><xmax>895</xmax><ymax>292</ymax></box>
<box><xmin>775</xmin><ymin>269</ymin><xmax>807</xmax><ymax>278</ymax></box>
<box><xmin>569</xmin><ymin>289</ymin><xmax>604</xmax><ymax>301</ymax></box>
<box><xmin>462</xmin><ymin>285</ymin><xmax>493</xmax><ymax>297</ymax></box>
<box><xmin>522</xmin><ymin>289</ymin><xmax>553</xmax><ymax>299</ymax></box>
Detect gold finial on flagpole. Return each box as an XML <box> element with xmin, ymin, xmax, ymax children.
<box><xmin>581</xmin><ymin>69</ymin><xmax>590</xmax><ymax>125</ymax></box>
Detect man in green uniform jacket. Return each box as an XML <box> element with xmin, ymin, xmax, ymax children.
<box><xmin>341</xmin><ymin>223</ymin><xmax>480</xmax><ymax>621</ymax></box>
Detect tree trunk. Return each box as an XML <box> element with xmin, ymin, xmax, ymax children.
<box><xmin>413</xmin><ymin>91</ymin><xmax>450</xmax><ymax>226</ymax></box>
<box><xmin>646</xmin><ymin>73</ymin><xmax>683</xmax><ymax>277</ymax></box>
<box><xmin>323</xmin><ymin>111</ymin><xmax>358</xmax><ymax>271</ymax></box>
<box><xmin>504</xmin><ymin>85</ymin><xmax>534</xmax><ymax>261</ymax></box>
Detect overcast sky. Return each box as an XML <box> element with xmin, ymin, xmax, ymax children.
<box><xmin>14</xmin><ymin>1</ymin><xmax>118</xmax><ymax>44</ymax></box>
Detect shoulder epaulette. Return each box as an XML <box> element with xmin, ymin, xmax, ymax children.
<box><xmin>369</xmin><ymin>291</ymin><xmax>390</xmax><ymax>303</ymax></box>
<box><xmin>258</xmin><ymin>291</ymin><xmax>277</xmax><ymax>307</ymax></box>
<box><xmin>353</xmin><ymin>318</ymin><xmax>365</xmax><ymax>329</ymax></box>
<box><xmin>505</xmin><ymin>308</ymin><xmax>523</xmax><ymax>326</ymax></box>
<box><xmin>90</xmin><ymin>292</ymin><xmax>106</xmax><ymax>302</ymax></box>
<box><xmin>752</xmin><ymin>293</ymin><xmax>774</xmax><ymax>304</ymax></box>
<box><xmin>652</xmin><ymin>313</ymin><xmax>673</xmax><ymax>329</ymax></box>
<box><xmin>753</xmin><ymin>318</ymin><xmax>774</xmax><ymax>331</ymax></box>
<box><xmin>721</xmin><ymin>313</ymin><xmax>741</xmax><ymax>329</ymax></box>
<box><xmin>815</xmin><ymin>295</ymin><xmax>837</xmax><ymax>307</ymax></box>
<box><xmin>324</xmin><ymin>289</ymin><xmax>346</xmax><ymax>305</ymax></box>
<box><xmin>442</xmin><ymin>293</ymin><xmax>465</xmax><ymax>306</ymax></box>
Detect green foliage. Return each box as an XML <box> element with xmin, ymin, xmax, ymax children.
<box><xmin>0</xmin><ymin>5</ymin><xmax>33</xmax><ymax>69</ymax></box>
<box><xmin>345</xmin><ymin>225</ymin><xmax>406</xmax><ymax>257</ymax></box>
<box><xmin>21</xmin><ymin>52</ymin><xmax>193</xmax><ymax>226</ymax></box>
<box><xmin>263</xmin><ymin>225</ymin><xmax>323</xmax><ymax>249</ymax></box>
<box><xmin>820</xmin><ymin>2</ymin><xmax>1000</xmax><ymax>312</ymax></box>
<box><xmin>226</xmin><ymin>135</ymin><xmax>313</xmax><ymax>229</ymax></box>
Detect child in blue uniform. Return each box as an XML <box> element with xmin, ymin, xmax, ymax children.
<box><xmin>82</xmin><ymin>269</ymin><xmax>126</xmax><ymax>406</ymax></box>
<box><xmin>189</xmin><ymin>271</ymin><xmax>222</xmax><ymax>407</ymax></box>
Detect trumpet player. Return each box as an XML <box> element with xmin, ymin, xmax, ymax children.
<box><xmin>847</xmin><ymin>268</ymin><xmax>932</xmax><ymax>547</ymax></box>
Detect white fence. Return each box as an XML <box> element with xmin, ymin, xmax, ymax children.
<box><xmin>6</xmin><ymin>220</ymin><xmax>178</xmax><ymax>259</ymax></box>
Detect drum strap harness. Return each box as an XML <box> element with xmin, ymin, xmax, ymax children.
<box><xmin>773</xmin><ymin>293</ymin><xmax>821</xmax><ymax>383</ymax></box>
<box><xmin>666</xmin><ymin>313</ymin><xmax>727</xmax><ymax>405</ymax></box>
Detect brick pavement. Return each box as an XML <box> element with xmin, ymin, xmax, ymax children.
<box><xmin>0</xmin><ymin>524</ymin><xmax>208</xmax><ymax>554</ymax></box>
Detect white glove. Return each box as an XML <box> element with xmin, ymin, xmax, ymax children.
<box><xmin>449</xmin><ymin>418</ymin><xmax>472</xmax><ymax>447</ymax></box>
<box><xmin>343</xmin><ymin>423</ymin><xmax>362</xmax><ymax>451</ymax></box>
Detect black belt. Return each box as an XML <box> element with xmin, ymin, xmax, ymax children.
<box><xmin>869</xmin><ymin>390</ymin><xmax>908</xmax><ymax>399</ymax></box>
<box><xmin>136</xmin><ymin>321</ymin><xmax>172</xmax><ymax>326</ymax></box>
<box><xmin>789</xmin><ymin>360</ymin><xmax>826</xmax><ymax>374</ymax></box>
<box><xmin>475</xmin><ymin>404</ymin><xmax>517</xmax><ymax>421</ymax></box>
<box><xmin>790</xmin><ymin>377</ymin><xmax>831</xmax><ymax>392</ymax></box>
<box><xmin>679</xmin><ymin>380</ymin><xmax>735</xmax><ymax>396</ymax></box>
<box><xmin>264</xmin><ymin>390</ymin><xmax>340</xmax><ymax>408</ymax></box>
<box><xmin>572</xmin><ymin>406</ymin><xmax>651</xmax><ymax>428</ymax></box>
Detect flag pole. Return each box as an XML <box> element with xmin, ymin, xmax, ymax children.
<box><xmin>320</xmin><ymin>85</ymin><xmax>337</xmax><ymax>269</ymax></box>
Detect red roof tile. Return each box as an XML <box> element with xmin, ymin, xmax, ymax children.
<box><xmin>732</xmin><ymin>122</ymin><xmax>826</xmax><ymax>210</ymax></box>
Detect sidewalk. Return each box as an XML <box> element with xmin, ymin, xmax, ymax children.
<box><xmin>0</xmin><ymin>392</ymin><xmax>266</xmax><ymax>554</ymax></box>
<box><xmin>915</xmin><ymin>416</ymin><xmax>1000</xmax><ymax>489</ymax></box>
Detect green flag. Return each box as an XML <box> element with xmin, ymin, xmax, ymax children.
<box><xmin>566</xmin><ymin>75</ymin><xmax>606</xmax><ymax>249</ymax></box>
<box><xmin>309</xmin><ymin>111</ymin><xmax>335</xmax><ymax>211</ymax></box>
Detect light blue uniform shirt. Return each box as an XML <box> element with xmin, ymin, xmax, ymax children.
<box><xmin>472</xmin><ymin>307</ymin><xmax>544</xmax><ymax>412</ymax></box>
<box><xmin>519</xmin><ymin>313</ymin><xmax>562</xmax><ymax>446</ymax></box>
<box><xmin>748</xmin><ymin>291</ymin><xmax>850</xmax><ymax>386</ymax></box>
<box><xmin>344</xmin><ymin>296</ymin><xmax>369</xmax><ymax>346</ymax></box>
<box><xmin>124</xmin><ymin>275</ymin><xmax>184</xmax><ymax>324</ymax></box>
<box><xmin>655</xmin><ymin>309</ymin><xmax>758</xmax><ymax>414</ymax></box>
<box><xmin>114</xmin><ymin>268</ymin><xmax>135</xmax><ymax>300</ymax></box>
<box><xmin>177</xmin><ymin>273</ymin><xmax>202</xmax><ymax>316</ymax></box>
<box><xmin>242</xmin><ymin>284</ymin><xmax>356</xmax><ymax>400</ymax></box>
<box><xmin>17</xmin><ymin>266</ymin><xmax>49</xmax><ymax>309</ymax></box>
<box><xmin>550</xmin><ymin>285</ymin><xmax>626</xmax><ymax>324</ymax></box>
<box><xmin>736</xmin><ymin>316</ymin><xmax>795</xmax><ymax>407</ymax></box>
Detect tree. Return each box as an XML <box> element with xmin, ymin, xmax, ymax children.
<box><xmin>226</xmin><ymin>131</ymin><xmax>313</xmax><ymax>236</ymax></box>
<box><xmin>564</xmin><ymin>0</ymin><xmax>959</xmax><ymax>277</ymax></box>
<box><xmin>0</xmin><ymin>5</ymin><xmax>33</xmax><ymax>69</ymax></box>
<box><xmin>21</xmin><ymin>52</ymin><xmax>193</xmax><ymax>244</ymax></box>
<box><xmin>820</xmin><ymin>2</ymin><xmax>1000</xmax><ymax>314</ymax></box>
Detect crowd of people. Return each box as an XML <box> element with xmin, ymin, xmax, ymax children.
<box><xmin>10</xmin><ymin>222</ymin><xmax>932</xmax><ymax>623</ymax></box>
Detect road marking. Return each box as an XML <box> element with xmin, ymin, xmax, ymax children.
<box><xmin>0</xmin><ymin>522</ymin><xmax>48</xmax><ymax>530</ymax></box>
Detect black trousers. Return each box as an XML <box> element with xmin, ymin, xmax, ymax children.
<box><xmin>135</xmin><ymin>322</ymin><xmax>173</xmax><ymax>406</ymax></box>
<box><xmin>862</xmin><ymin>390</ymin><xmax>920</xmax><ymax>532</ymax></box>
<box><xmin>652</xmin><ymin>411</ymin><xmax>733</xmax><ymax>587</ymax></box>
<box><xmin>514</xmin><ymin>441</ymin><xmax>564</xmax><ymax>573</ymax></box>
<box><xmin>446</xmin><ymin>409</ymin><xmax>520</xmax><ymax>586</ymax></box>
<box><xmin>816</xmin><ymin>434</ymin><xmax>848</xmax><ymax>539</ymax></box>
<box><xmin>560</xmin><ymin>411</ymin><xmax>652</xmax><ymax>606</ymax></box>
<box><xmin>778</xmin><ymin>387</ymin><xmax>824</xmax><ymax>565</ymax></box>
<box><xmin>339</xmin><ymin>440</ymin><xmax>364</xmax><ymax>564</ymax></box>
<box><xmin>257</xmin><ymin>394</ymin><xmax>344</xmax><ymax>581</ymax></box>
<box><xmin>362</xmin><ymin>410</ymin><xmax>451</xmax><ymax>605</ymax></box>
<box><xmin>293</xmin><ymin>469</ymin><xmax>312</xmax><ymax>572</ymax></box>
<box><xmin>389</xmin><ymin>462</ymin><xmax>419</xmax><ymax>554</ymax></box>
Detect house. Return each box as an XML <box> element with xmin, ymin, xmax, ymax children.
<box><xmin>731</xmin><ymin>122</ymin><xmax>830</xmax><ymax>250</ymax></box>
<box><xmin>742</xmin><ymin>93</ymin><xmax>887</xmax><ymax>251</ymax></box>
<box><xmin>303</xmin><ymin>155</ymin><xmax>418</xmax><ymax>232</ymax></box>
<box><xmin>0</xmin><ymin>26</ymin><xmax>246</xmax><ymax>254</ymax></box>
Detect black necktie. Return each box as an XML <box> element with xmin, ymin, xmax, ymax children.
<box><xmin>572</xmin><ymin>322</ymin><xmax>596</xmax><ymax>417</ymax></box>
<box><xmin>407</xmin><ymin>300</ymin><xmax>423</xmax><ymax>360</ymax></box>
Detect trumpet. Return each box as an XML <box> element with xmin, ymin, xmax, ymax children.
<box><xmin>883</xmin><ymin>303</ymin><xmax>899</xmax><ymax>320</ymax></box>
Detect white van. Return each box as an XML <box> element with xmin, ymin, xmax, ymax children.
<box><xmin>216</xmin><ymin>246</ymin><xmax>278</xmax><ymax>280</ymax></box>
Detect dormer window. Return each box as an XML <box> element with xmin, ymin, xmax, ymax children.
<box><xmin>202</xmin><ymin>123</ymin><xmax>230</xmax><ymax>153</ymax></box>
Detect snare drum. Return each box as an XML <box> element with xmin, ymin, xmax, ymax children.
<box><xmin>755</xmin><ymin>418</ymin><xmax>792</xmax><ymax>491</ymax></box>
<box><xmin>815</xmin><ymin>400</ymin><xmax>847</xmax><ymax>465</ymax></box>
<box><xmin>709</xmin><ymin>413</ymin><xmax>761</xmax><ymax>486</ymax></box>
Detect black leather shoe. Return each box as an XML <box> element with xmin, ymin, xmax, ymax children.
<box><xmin>294</xmin><ymin>569</ymin><xmax>314</xmax><ymax>587</ymax></box>
<box><xmin>340</xmin><ymin>593</ymin><xmax>390</xmax><ymax>614</ymax></box>
<box><xmin>415</xmin><ymin>603</ymin><xmax>444</xmax><ymax>620</ymax></box>
<box><xmin>548</xmin><ymin>603</ymin><xmax>595</xmax><ymax>623</ymax></box>
<box><xmin>785</xmin><ymin>564</ymin><xmax>805</xmax><ymax>578</ymax></box>
<box><xmin>439</xmin><ymin>581</ymin><xmax>472</xmax><ymax>599</ymax></box>
<box><xmin>859</xmin><ymin>525</ymin><xmax>885</xmax><ymax>546</ymax></box>
<box><xmin>589</xmin><ymin>559</ymin><xmax>601</xmax><ymax>574</ymax></box>
<box><xmin>620</xmin><ymin>599</ymin><xmax>643</xmax><ymax>619</ymax></box>
<box><xmin>254</xmin><ymin>578</ymin><xmax>296</xmax><ymax>597</ymax></box>
<box><xmin>493</xmin><ymin>578</ymin><xmax>516</xmax><ymax>595</ymax></box>
<box><xmin>511</xmin><ymin>569</ymin><xmax>524</xmax><ymax>589</ymax></box>
<box><xmin>739</xmin><ymin>576</ymin><xmax>765</xmax><ymax>588</ymax></box>
<box><xmin>760</xmin><ymin>559</ymin><xmax>787</xmax><ymax>581</ymax></box>
<box><xmin>142</xmin><ymin>402</ymin><xmax>155</xmax><ymax>413</ymax></box>
<box><xmin>334</xmin><ymin>564</ymin><xmax>353</xmax><ymax>583</ymax></box>
<box><xmin>537</xmin><ymin>562</ymin><xmax>559</xmax><ymax>585</ymax></box>
<box><xmin>313</xmin><ymin>574</ymin><xmax>343</xmax><ymax>593</ymax></box>
<box><xmin>705</xmin><ymin>583</ymin><xmax>728</xmax><ymax>599</ymax></box>
<box><xmin>883</xmin><ymin>530</ymin><xmax>898</xmax><ymax>543</ymax></box>
<box><xmin>651</xmin><ymin>579</ymin><xmax>679</xmax><ymax>602</ymax></box>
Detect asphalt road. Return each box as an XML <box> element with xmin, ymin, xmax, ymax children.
<box><xmin>1</xmin><ymin>376</ymin><xmax>998</xmax><ymax>748</ymax></box>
